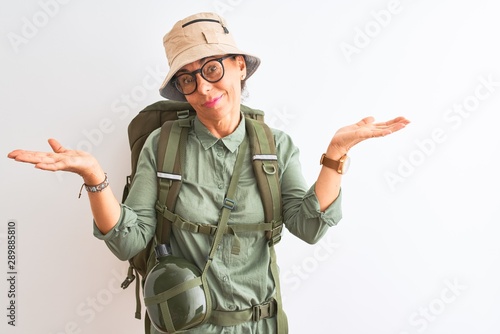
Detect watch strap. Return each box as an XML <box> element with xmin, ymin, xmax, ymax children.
<box><xmin>320</xmin><ymin>153</ymin><xmax>348</xmax><ymax>174</ymax></box>
<box><xmin>320</xmin><ymin>154</ymin><xmax>340</xmax><ymax>171</ymax></box>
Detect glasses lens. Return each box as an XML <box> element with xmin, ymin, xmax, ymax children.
<box><xmin>174</xmin><ymin>74</ymin><xmax>197</xmax><ymax>95</ymax></box>
<box><xmin>173</xmin><ymin>57</ymin><xmax>228</xmax><ymax>95</ymax></box>
<box><xmin>201</xmin><ymin>60</ymin><xmax>224</xmax><ymax>83</ymax></box>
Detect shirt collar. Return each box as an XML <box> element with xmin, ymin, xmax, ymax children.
<box><xmin>193</xmin><ymin>113</ymin><xmax>246</xmax><ymax>153</ymax></box>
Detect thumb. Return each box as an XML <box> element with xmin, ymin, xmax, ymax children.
<box><xmin>47</xmin><ymin>138</ymin><xmax>66</xmax><ymax>153</ymax></box>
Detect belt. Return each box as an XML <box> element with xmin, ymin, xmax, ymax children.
<box><xmin>208</xmin><ymin>299</ymin><xmax>277</xmax><ymax>327</ymax></box>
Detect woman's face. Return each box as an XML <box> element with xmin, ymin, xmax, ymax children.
<box><xmin>177</xmin><ymin>55</ymin><xmax>247</xmax><ymax>121</ymax></box>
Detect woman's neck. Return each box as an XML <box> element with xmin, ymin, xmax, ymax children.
<box><xmin>197</xmin><ymin>109</ymin><xmax>241</xmax><ymax>138</ymax></box>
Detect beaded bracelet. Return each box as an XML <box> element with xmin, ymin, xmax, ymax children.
<box><xmin>78</xmin><ymin>174</ymin><xmax>109</xmax><ymax>198</ymax></box>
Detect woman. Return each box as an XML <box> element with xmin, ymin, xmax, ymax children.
<box><xmin>8</xmin><ymin>12</ymin><xmax>409</xmax><ymax>334</ymax></box>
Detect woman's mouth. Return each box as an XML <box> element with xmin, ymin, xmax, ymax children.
<box><xmin>202</xmin><ymin>95</ymin><xmax>222</xmax><ymax>108</ymax></box>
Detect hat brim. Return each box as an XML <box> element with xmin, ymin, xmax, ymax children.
<box><xmin>159</xmin><ymin>44</ymin><xmax>260</xmax><ymax>101</ymax></box>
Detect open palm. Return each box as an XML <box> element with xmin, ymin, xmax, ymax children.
<box><xmin>329</xmin><ymin>116</ymin><xmax>410</xmax><ymax>154</ymax></box>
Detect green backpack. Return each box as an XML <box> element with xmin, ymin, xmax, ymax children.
<box><xmin>120</xmin><ymin>100</ymin><xmax>287</xmax><ymax>333</ymax></box>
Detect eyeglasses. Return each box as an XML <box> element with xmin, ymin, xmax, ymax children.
<box><xmin>172</xmin><ymin>55</ymin><xmax>234</xmax><ymax>96</ymax></box>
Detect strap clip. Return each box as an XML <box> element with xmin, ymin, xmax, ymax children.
<box><xmin>223</xmin><ymin>198</ymin><xmax>236</xmax><ymax>210</ymax></box>
<box><xmin>121</xmin><ymin>267</ymin><xmax>136</xmax><ymax>289</ymax></box>
<box><xmin>266</xmin><ymin>222</ymin><xmax>283</xmax><ymax>246</ymax></box>
<box><xmin>252</xmin><ymin>299</ymin><xmax>276</xmax><ymax>321</ymax></box>
<box><xmin>155</xmin><ymin>201</ymin><xmax>165</xmax><ymax>214</ymax></box>
<box><xmin>176</xmin><ymin>109</ymin><xmax>191</xmax><ymax>119</ymax></box>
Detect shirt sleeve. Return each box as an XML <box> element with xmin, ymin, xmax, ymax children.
<box><xmin>275</xmin><ymin>129</ymin><xmax>343</xmax><ymax>244</ymax></box>
<box><xmin>93</xmin><ymin>129</ymin><xmax>161</xmax><ymax>261</ymax></box>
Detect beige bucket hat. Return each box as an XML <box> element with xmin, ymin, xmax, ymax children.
<box><xmin>159</xmin><ymin>12</ymin><xmax>261</xmax><ymax>101</ymax></box>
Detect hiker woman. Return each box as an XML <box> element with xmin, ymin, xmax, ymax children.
<box><xmin>8</xmin><ymin>12</ymin><xmax>409</xmax><ymax>334</ymax></box>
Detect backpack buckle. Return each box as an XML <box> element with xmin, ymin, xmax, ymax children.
<box><xmin>252</xmin><ymin>299</ymin><xmax>276</xmax><ymax>321</ymax></box>
<box><xmin>121</xmin><ymin>270</ymin><xmax>136</xmax><ymax>289</ymax></box>
<box><xmin>266</xmin><ymin>223</ymin><xmax>283</xmax><ymax>246</ymax></box>
<box><xmin>223</xmin><ymin>198</ymin><xmax>236</xmax><ymax>210</ymax></box>
<box><xmin>176</xmin><ymin>109</ymin><xmax>191</xmax><ymax>119</ymax></box>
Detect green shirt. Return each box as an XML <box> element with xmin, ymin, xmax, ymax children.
<box><xmin>94</xmin><ymin>115</ymin><xmax>342</xmax><ymax>333</ymax></box>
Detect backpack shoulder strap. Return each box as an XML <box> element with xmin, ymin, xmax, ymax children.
<box><xmin>245</xmin><ymin>117</ymin><xmax>283</xmax><ymax>244</ymax></box>
<box><xmin>121</xmin><ymin>103</ymin><xmax>194</xmax><ymax>326</ymax></box>
<box><xmin>245</xmin><ymin>116</ymin><xmax>287</xmax><ymax>334</ymax></box>
<box><xmin>154</xmin><ymin>118</ymin><xmax>192</xmax><ymax>251</ymax></box>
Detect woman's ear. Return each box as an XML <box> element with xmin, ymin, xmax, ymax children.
<box><xmin>235</xmin><ymin>55</ymin><xmax>247</xmax><ymax>78</ymax></box>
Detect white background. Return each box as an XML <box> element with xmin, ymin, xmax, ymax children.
<box><xmin>1</xmin><ymin>0</ymin><xmax>500</xmax><ymax>333</ymax></box>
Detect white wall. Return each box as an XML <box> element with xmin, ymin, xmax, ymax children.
<box><xmin>2</xmin><ymin>0</ymin><xmax>499</xmax><ymax>333</ymax></box>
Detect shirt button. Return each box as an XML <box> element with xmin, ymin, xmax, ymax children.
<box><xmin>227</xmin><ymin>305</ymin><xmax>236</xmax><ymax>310</ymax></box>
<box><xmin>222</xmin><ymin>276</ymin><xmax>228</xmax><ymax>282</ymax></box>
<box><xmin>217</xmin><ymin>151</ymin><xmax>223</xmax><ymax>157</ymax></box>
<box><xmin>218</xmin><ymin>184</ymin><xmax>223</xmax><ymax>189</ymax></box>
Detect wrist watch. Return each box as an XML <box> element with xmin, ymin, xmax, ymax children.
<box><xmin>320</xmin><ymin>153</ymin><xmax>350</xmax><ymax>174</ymax></box>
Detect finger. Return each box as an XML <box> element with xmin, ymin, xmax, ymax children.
<box><xmin>392</xmin><ymin>116</ymin><xmax>410</xmax><ymax>124</ymax></box>
<box><xmin>356</xmin><ymin>116</ymin><xmax>375</xmax><ymax>126</ymax></box>
<box><xmin>48</xmin><ymin>138</ymin><xmax>66</xmax><ymax>153</ymax></box>
<box><xmin>10</xmin><ymin>151</ymin><xmax>55</xmax><ymax>165</ymax></box>
<box><xmin>7</xmin><ymin>150</ymin><xmax>23</xmax><ymax>159</ymax></box>
<box><xmin>373</xmin><ymin>116</ymin><xmax>410</xmax><ymax>128</ymax></box>
<box><xmin>8</xmin><ymin>150</ymin><xmax>38</xmax><ymax>163</ymax></box>
<box><xmin>371</xmin><ymin>119</ymin><xmax>409</xmax><ymax>136</ymax></box>
<box><xmin>365</xmin><ymin>128</ymin><xmax>393</xmax><ymax>138</ymax></box>
<box><xmin>384</xmin><ymin>117</ymin><xmax>410</xmax><ymax>132</ymax></box>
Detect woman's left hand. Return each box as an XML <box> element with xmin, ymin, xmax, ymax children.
<box><xmin>327</xmin><ymin>116</ymin><xmax>410</xmax><ymax>157</ymax></box>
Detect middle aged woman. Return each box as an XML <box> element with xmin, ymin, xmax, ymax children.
<box><xmin>8</xmin><ymin>12</ymin><xmax>410</xmax><ymax>334</ymax></box>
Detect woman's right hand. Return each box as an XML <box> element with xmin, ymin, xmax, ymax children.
<box><xmin>8</xmin><ymin>138</ymin><xmax>121</xmax><ymax>233</ymax></box>
<box><xmin>7</xmin><ymin>138</ymin><xmax>104</xmax><ymax>184</ymax></box>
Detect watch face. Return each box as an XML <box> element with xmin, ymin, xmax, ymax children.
<box><xmin>340</xmin><ymin>155</ymin><xmax>351</xmax><ymax>174</ymax></box>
